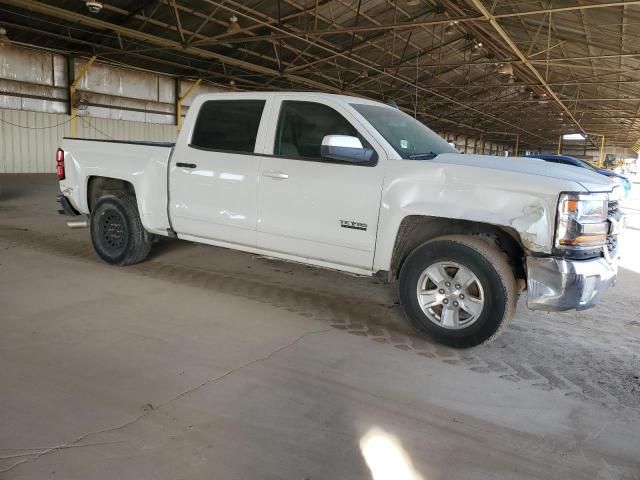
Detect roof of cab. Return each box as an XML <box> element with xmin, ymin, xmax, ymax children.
<box><xmin>191</xmin><ymin>91</ymin><xmax>389</xmax><ymax>108</ymax></box>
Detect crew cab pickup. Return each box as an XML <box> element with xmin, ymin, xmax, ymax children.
<box><xmin>56</xmin><ymin>92</ymin><xmax>623</xmax><ymax>347</ymax></box>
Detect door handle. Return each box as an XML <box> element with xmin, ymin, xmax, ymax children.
<box><xmin>262</xmin><ymin>171</ymin><xmax>289</xmax><ymax>180</ymax></box>
<box><xmin>176</xmin><ymin>162</ymin><xmax>197</xmax><ymax>169</ymax></box>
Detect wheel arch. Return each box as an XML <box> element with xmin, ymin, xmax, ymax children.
<box><xmin>87</xmin><ymin>176</ymin><xmax>137</xmax><ymax>212</ymax></box>
<box><xmin>388</xmin><ymin>215</ymin><xmax>526</xmax><ymax>283</ymax></box>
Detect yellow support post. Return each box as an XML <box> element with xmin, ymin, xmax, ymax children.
<box><xmin>69</xmin><ymin>55</ymin><xmax>96</xmax><ymax>137</ymax></box>
<box><xmin>598</xmin><ymin>135</ymin><xmax>605</xmax><ymax>167</ymax></box>
<box><xmin>557</xmin><ymin>134</ymin><xmax>562</xmax><ymax>154</ymax></box>
<box><xmin>514</xmin><ymin>134</ymin><xmax>519</xmax><ymax>157</ymax></box>
<box><xmin>176</xmin><ymin>78</ymin><xmax>202</xmax><ymax>131</ymax></box>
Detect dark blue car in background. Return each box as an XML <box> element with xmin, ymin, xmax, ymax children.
<box><xmin>526</xmin><ymin>154</ymin><xmax>632</xmax><ymax>195</ymax></box>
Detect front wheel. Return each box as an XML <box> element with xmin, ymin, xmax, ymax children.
<box><xmin>90</xmin><ymin>192</ymin><xmax>152</xmax><ymax>266</ymax></box>
<box><xmin>399</xmin><ymin>235</ymin><xmax>517</xmax><ymax>348</ymax></box>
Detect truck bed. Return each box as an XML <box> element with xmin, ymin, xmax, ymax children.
<box><xmin>59</xmin><ymin>137</ymin><xmax>175</xmax><ymax>236</ymax></box>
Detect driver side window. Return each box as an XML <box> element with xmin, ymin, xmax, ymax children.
<box><xmin>274</xmin><ymin>101</ymin><xmax>365</xmax><ymax>161</ymax></box>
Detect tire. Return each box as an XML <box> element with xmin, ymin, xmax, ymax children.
<box><xmin>399</xmin><ymin>235</ymin><xmax>517</xmax><ymax>348</ymax></box>
<box><xmin>90</xmin><ymin>192</ymin><xmax>152</xmax><ymax>266</ymax></box>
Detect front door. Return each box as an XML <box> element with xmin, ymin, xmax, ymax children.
<box><xmin>256</xmin><ymin>98</ymin><xmax>385</xmax><ymax>270</ymax></box>
<box><xmin>169</xmin><ymin>98</ymin><xmax>269</xmax><ymax>247</ymax></box>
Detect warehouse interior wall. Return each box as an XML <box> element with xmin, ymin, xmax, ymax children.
<box><xmin>0</xmin><ymin>109</ymin><xmax>177</xmax><ymax>173</ymax></box>
<box><xmin>0</xmin><ymin>44</ymin><xmax>224</xmax><ymax>173</ymax></box>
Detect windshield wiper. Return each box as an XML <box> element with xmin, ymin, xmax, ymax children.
<box><xmin>408</xmin><ymin>152</ymin><xmax>437</xmax><ymax>160</ymax></box>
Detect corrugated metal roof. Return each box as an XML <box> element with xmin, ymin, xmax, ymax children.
<box><xmin>0</xmin><ymin>0</ymin><xmax>639</xmax><ymax>148</ymax></box>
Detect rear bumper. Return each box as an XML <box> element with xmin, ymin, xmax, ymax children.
<box><xmin>57</xmin><ymin>194</ymin><xmax>81</xmax><ymax>216</ymax></box>
<box><xmin>526</xmin><ymin>255</ymin><xmax>617</xmax><ymax>311</ymax></box>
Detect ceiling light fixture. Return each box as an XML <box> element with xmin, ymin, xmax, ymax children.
<box><xmin>444</xmin><ymin>20</ymin><xmax>458</xmax><ymax>35</ymax></box>
<box><xmin>496</xmin><ymin>63</ymin><xmax>513</xmax><ymax>76</ymax></box>
<box><xmin>226</xmin><ymin>15</ymin><xmax>242</xmax><ymax>35</ymax></box>
<box><xmin>563</xmin><ymin>133</ymin><xmax>585</xmax><ymax>141</ymax></box>
<box><xmin>85</xmin><ymin>1</ymin><xmax>103</xmax><ymax>14</ymax></box>
<box><xmin>0</xmin><ymin>27</ymin><xmax>9</xmax><ymax>47</ymax></box>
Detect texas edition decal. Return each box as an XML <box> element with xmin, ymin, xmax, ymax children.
<box><xmin>340</xmin><ymin>220</ymin><xmax>367</xmax><ymax>231</ymax></box>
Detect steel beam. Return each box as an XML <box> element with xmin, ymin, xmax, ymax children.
<box><xmin>0</xmin><ymin>0</ymin><xmax>334</xmax><ymax>92</ymax></box>
<box><xmin>176</xmin><ymin>78</ymin><xmax>202</xmax><ymax>130</ymax></box>
<box><xmin>189</xmin><ymin>1</ymin><xmax>640</xmax><ymax>44</ymax></box>
<box><xmin>69</xmin><ymin>55</ymin><xmax>96</xmax><ymax>137</ymax></box>
<box><xmin>203</xmin><ymin>0</ymin><xmax>548</xmax><ymax>142</ymax></box>
<box><xmin>468</xmin><ymin>0</ymin><xmax>588</xmax><ymax>140</ymax></box>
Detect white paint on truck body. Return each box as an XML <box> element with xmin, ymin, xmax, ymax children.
<box><xmin>60</xmin><ymin>140</ymin><xmax>173</xmax><ymax>235</ymax></box>
<box><xmin>59</xmin><ymin>91</ymin><xmax>616</xmax><ymax>275</ymax></box>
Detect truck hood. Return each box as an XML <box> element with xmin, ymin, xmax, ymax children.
<box><xmin>433</xmin><ymin>153</ymin><xmax>616</xmax><ymax>193</ymax></box>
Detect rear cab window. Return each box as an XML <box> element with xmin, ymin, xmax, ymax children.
<box><xmin>190</xmin><ymin>100</ymin><xmax>266</xmax><ymax>153</ymax></box>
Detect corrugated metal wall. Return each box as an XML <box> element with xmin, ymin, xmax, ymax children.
<box><xmin>0</xmin><ymin>109</ymin><xmax>177</xmax><ymax>173</ymax></box>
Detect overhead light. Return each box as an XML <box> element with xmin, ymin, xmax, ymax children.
<box><xmin>444</xmin><ymin>21</ymin><xmax>458</xmax><ymax>35</ymax></box>
<box><xmin>77</xmin><ymin>96</ymin><xmax>89</xmax><ymax>113</ymax></box>
<box><xmin>0</xmin><ymin>27</ymin><xmax>9</xmax><ymax>47</ymax></box>
<box><xmin>227</xmin><ymin>15</ymin><xmax>242</xmax><ymax>34</ymax></box>
<box><xmin>85</xmin><ymin>1</ymin><xmax>103</xmax><ymax>14</ymax></box>
<box><xmin>563</xmin><ymin>133</ymin><xmax>586</xmax><ymax>141</ymax></box>
<box><xmin>496</xmin><ymin>63</ymin><xmax>513</xmax><ymax>76</ymax></box>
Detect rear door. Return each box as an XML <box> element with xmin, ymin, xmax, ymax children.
<box><xmin>256</xmin><ymin>96</ymin><xmax>386</xmax><ymax>270</ymax></box>
<box><xmin>169</xmin><ymin>97</ymin><xmax>270</xmax><ymax>247</ymax></box>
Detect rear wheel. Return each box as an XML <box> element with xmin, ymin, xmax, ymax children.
<box><xmin>90</xmin><ymin>192</ymin><xmax>152</xmax><ymax>265</ymax></box>
<box><xmin>399</xmin><ymin>235</ymin><xmax>517</xmax><ymax>348</ymax></box>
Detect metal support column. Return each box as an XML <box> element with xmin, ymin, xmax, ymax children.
<box><xmin>176</xmin><ymin>78</ymin><xmax>202</xmax><ymax>131</ymax></box>
<box><xmin>69</xmin><ymin>55</ymin><xmax>96</xmax><ymax>137</ymax></box>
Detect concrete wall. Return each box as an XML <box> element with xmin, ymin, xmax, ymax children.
<box><xmin>0</xmin><ymin>109</ymin><xmax>177</xmax><ymax>173</ymax></box>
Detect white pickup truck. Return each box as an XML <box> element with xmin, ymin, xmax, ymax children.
<box><xmin>56</xmin><ymin>92</ymin><xmax>623</xmax><ymax>347</ymax></box>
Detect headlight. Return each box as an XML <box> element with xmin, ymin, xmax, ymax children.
<box><xmin>556</xmin><ymin>192</ymin><xmax>609</xmax><ymax>249</ymax></box>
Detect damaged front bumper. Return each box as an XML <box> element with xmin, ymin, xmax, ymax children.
<box><xmin>526</xmin><ymin>254</ymin><xmax>617</xmax><ymax>311</ymax></box>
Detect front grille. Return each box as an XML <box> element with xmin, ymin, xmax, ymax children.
<box><xmin>606</xmin><ymin>199</ymin><xmax>622</xmax><ymax>257</ymax></box>
<box><xmin>606</xmin><ymin>233</ymin><xmax>618</xmax><ymax>254</ymax></box>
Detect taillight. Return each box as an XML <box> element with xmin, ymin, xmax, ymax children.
<box><xmin>56</xmin><ymin>148</ymin><xmax>65</xmax><ymax>180</ymax></box>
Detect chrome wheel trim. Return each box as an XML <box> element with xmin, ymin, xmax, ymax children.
<box><xmin>416</xmin><ymin>261</ymin><xmax>485</xmax><ymax>330</ymax></box>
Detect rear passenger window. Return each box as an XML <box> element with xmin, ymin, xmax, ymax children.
<box><xmin>191</xmin><ymin>100</ymin><xmax>265</xmax><ymax>153</ymax></box>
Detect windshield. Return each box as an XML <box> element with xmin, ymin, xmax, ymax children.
<box><xmin>576</xmin><ymin>158</ymin><xmax>599</xmax><ymax>172</ymax></box>
<box><xmin>351</xmin><ymin>103</ymin><xmax>458</xmax><ymax>159</ymax></box>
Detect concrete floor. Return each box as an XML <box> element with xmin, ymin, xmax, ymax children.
<box><xmin>1</xmin><ymin>174</ymin><xmax>639</xmax><ymax>480</ymax></box>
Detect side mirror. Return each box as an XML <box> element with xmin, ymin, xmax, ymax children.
<box><xmin>320</xmin><ymin>135</ymin><xmax>375</xmax><ymax>163</ymax></box>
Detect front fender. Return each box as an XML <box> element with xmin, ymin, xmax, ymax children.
<box><xmin>373</xmin><ymin>160</ymin><xmax>583</xmax><ymax>271</ymax></box>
